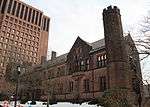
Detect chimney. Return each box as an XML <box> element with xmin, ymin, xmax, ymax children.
<box><xmin>51</xmin><ymin>51</ymin><xmax>56</xmax><ymax>60</ymax></box>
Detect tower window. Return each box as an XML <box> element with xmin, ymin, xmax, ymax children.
<box><xmin>35</xmin><ymin>11</ymin><xmax>39</xmax><ymax>25</ymax></box>
<box><xmin>24</xmin><ymin>7</ymin><xmax>28</xmax><ymax>20</ymax></box>
<box><xmin>38</xmin><ymin>13</ymin><xmax>42</xmax><ymax>26</ymax></box>
<box><xmin>31</xmin><ymin>10</ymin><xmax>35</xmax><ymax>23</ymax></box>
<box><xmin>16</xmin><ymin>3</ymin><xmax>21</xmax><ymax>17</ymax></box>
<box><xmin>12</xmin><ymin>1</ymin><xmax>17</xmax><ymax>15</ymax></box>
<box><xmin>7</xmin><ymin>0</ymin><xmax>13</xmax><ymax>13</ymax></box>
<box><xmin>28</xmin><ymin>8</ymin><xmax>32</xmax><ymax>22</ymax></box>
<box><xmin>1</xmin><ymin>0</ymin><xmax>7</xmax><ymax>13</ymax></box>
<box><xmin>46</xmin><ymin>19</ymin><xmax>50</xmax><ymax>31</ymax></box>
<box><xmin>20</xmin><ymin>5</ymin><xmax>25</xmax><ymax>19</ymax></box>
<box><xmin>0</xmin><ymin>0</ymin><xmax>2</xmax><ymax>8</ymax></box>
<box><xmin>43</xmin><ymin>18</ymin><xmax>46</xmax><ymax>30</ymax></box>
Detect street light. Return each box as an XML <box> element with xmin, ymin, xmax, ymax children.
<box><xmin>14</xmin><ymin>65</ymin><xmax>21</xmax><ymax>107</ymax></box>
<box><xmin>47</xmin><ymin>77</ymin><xmax>50</xmax><ymax>107</ymax></box>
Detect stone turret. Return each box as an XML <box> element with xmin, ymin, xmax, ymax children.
<box><xmin>103</xmin><ymin>6</ymin><xmax>128</xmax><ymax>88</ymax></box>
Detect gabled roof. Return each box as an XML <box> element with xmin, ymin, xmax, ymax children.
<box><xmin>90</xmin><ymin>39</ymin><xmax>105</xmax><ymax>50</ymax></box>
<box><xmin>47</xmin><ymin>53</ymin><xmax>68</xmax><ymax>67</ymax></box>
<box><xmin>46</xmin><ymin>37</ymin><xmax>105</xmax><ymax>66</ymax></box>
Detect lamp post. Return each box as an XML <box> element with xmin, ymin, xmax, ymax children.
<box><xmin>14</xmin><ymin>65</ymin><xmax>21</xmax><ymax>107</ymax></box>
<box><xmin>47</xmin><ymin>77</ymin><xmax>50</xmax><ymax>107</ymax></box>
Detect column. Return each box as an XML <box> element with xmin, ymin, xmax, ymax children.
<box><xmin>20</xmin><ymin>4</ymin><xmax>25</xmax><ymax>19</ymax></box>
<box><xmin>10</xmin><ymin>0</ymin><xmax>14</xmax><ymax>14</ymax></box>
<box><xmin>18</xmin><ymin>3</ymin><xmax>22</xmax><ymax>18</ymax></box>
<box><xmin>24</xmin><ymin>6</ymin><xmax>29</xmax><ymax>21</ymax></box>
<box><xmin>28</xmin><ymin>8</ymin><xmax>32</xmax><ymax>22</ymax></box>
<box><xmin>1</xmin><ymin>0</ymin><xmax>8</xmax><ymax>13</ymax></box>
<box><xmin>0</xmin><ymin>0</ymin><xmax>4</xmax><ymax>12</ymax></box>
<box><xmin>14</xmin><ymin>2</ymin><xmax>18</xmax><ymax>16</ymax></box>
<box><xmin>37</xmin><ymin>12</ymin><xmax>41</xmax><ymax>26</ymax></box>
<box><xmin>21</xmin><ymin>5</ymin><xmax>25</xmax><ymax>19</ymax></box>
<box><xmin>31</xmin><ymin>10</ymin><xmax>35</xmax><ymax>24</ymax></box>
<box><xmin>0</xmin><ymin>0</ymin><xmax>3</xmax><ymax>10</ymax></box>
<box><xmin>4</xmin><ymin>0</ymin><xmax>10</xmax><ymax>13</ymax></box>
<box><xmin>11</xmin><ymin>0</ymin><xmax>17</xmax><ymax>15</ymax></box>
<box><xmin>7</xmin><ymin>0</ymin><xmax>13</xmax><ymax>14</ymax></box>
<box><xmin>38</xmin><ymin>13</ymin><xmax>42</xmax><ymax>26</ymax></box>
<box><xmin>35</xmin><ymin>11</ymin><xmax>39</xmax><ymax>25</ymax></box>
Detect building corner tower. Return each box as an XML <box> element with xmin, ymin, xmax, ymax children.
<box><xmin>103</xmin><ymin>6</ymin><xmax>128</xmax><ymax>88</ymax></box>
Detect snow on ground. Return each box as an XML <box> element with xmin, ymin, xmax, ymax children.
<box><xmin>0</xmin><ymin>101</ymin><xmax>99</xmax><ymax>107</ymax></box>
<box><xmin>51</xmin><ymin>102</ymin><xmax>98</xmax><ymax>107</ymax></box>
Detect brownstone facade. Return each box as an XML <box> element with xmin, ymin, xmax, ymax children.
<box><xmin>21</xmin><ymin>6</ymin><xmax>142</xmax><ymax>106</ymax></box>
<box><xmin>0</xmin><ymin>0</ymin><xmax>50</xmax><ymax>93</ymax></box>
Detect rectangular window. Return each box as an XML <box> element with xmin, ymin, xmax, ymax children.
<box><xmin>46</xmin><ymin>19</ymin><xmax>50</xmax><ymax>31</ymax></box>
<box><xmin>38</xmin><ymin>13</ymin><xmax>42</xmax><ymax>26</ymax></box>
<box><xmin>43</xmin><ymin>18</ymin><xmax>46</xmax><ymax>30</ymax></box>
<box><xmin>24</xmin><ymin>6</ymin><xmax>28</xmax><ymax>20</ymax></box>
<box><xmin>97</xmin><ymin>56</ymin><xmax>102</xmax><ymax>68</ymax></box>
<box><xmin>80</xmin><ymin>60</ymin><xmax>85</xmax><ymax>71</ymax></box>
<box><xmin>103</xmin><ymin>54</ymin><xmax>107</xmax><ymax>66</ymax></box>
<box><xmin>69</xmin><ymin>81</ymin><xmax>73</xmax><ymax>92</ymax></box>
<box><xmin>1</xmin><ymin>0</ymin><xmax>7</xmax><ymax>13</ymax></box>
<box><xmin>86</xmin><ymin>59</ymin><xmax>90</xmax><ymax>70</ymax></box>
<box><xmin>7</xmin><ymin>0</ymin><xmax>13</xmax><ymax>13</ymax></box>
<box><xmin>31</xmin><ymin>10</ymin><xmax>35</xmax><ymax>23</ymax></box>
<box><xmin>20</xmin><ymin>5</ymin><xmax>24</xmax><ymax>19</ymax></box>
<box><xmin>16</xmin><ymin>3</ymin><xmax>21</xmax><ymax>17</ymax></box>
<box><xmin>99</xmin><ymin>76</ymin><xmax>106</xmax><ymax>91</ymax></box>
<box><xmin>84</xmin><ymin>79</ymin><xmax>90</xmax><ymax>92</ymax></box>
<box><xmin>97</xmin><ymin>54</ymin><xmax>107</xmax><ymax>68</ymax></box>
<box><xmin>35</xmin><ymin>11</ymin><xmax>39</xmax><ymax>25</ymax></box>
<box><xmin>0</xmin><ymin>0</ymin><xmax>2</xmax><ymax>8</ymax></box>
<box><xmin>12</xmin><ymin>1</ymin><xmax>17</xmax><ymax>15</ymax></box>
<box><xmin>28</xmin><ymin>8</ymin><xmax>32</xmax><ymax>22</ymax></box>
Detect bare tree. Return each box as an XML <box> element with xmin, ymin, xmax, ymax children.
<box><xmin>4</xmin><ymin>47</ymin><xmax>32</xmax><ymax>99</ymax></box>
<box><xmin>136</xmin><ymin>13</ymin><xmax>150</xmax><ymax>60</ymax></box>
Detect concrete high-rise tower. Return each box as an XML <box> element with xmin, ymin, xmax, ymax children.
<box><xmin>0</xmin><ymin>0</ymin><xmax>50</xmax><ymax>92</ymax></box>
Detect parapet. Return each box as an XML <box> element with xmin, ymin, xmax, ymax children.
<box><xmin>103</xmin><ymin>5</ymin><xmax>120</xmax><ymax>15</ymax></box>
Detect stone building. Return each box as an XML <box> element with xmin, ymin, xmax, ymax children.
<box><xmin>0</xmin><ymin>0</ymin><xmax>50</xmax><ymax>94</ymax></box>
<box><xmin>21</xmin><ymin>6</ymin><xmax>142</xmax><ymax>106</ymax></box>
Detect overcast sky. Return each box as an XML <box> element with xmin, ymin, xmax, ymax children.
<box><xmin>21</xmin><ymin>0</ymin><xmax>150</xmax><ymax>81</ymax></box>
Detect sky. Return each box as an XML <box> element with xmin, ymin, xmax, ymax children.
<box><xmin>21</xmin><ymin>0</ymin><xmax>150</xmax><ymax>81</ymax></box>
